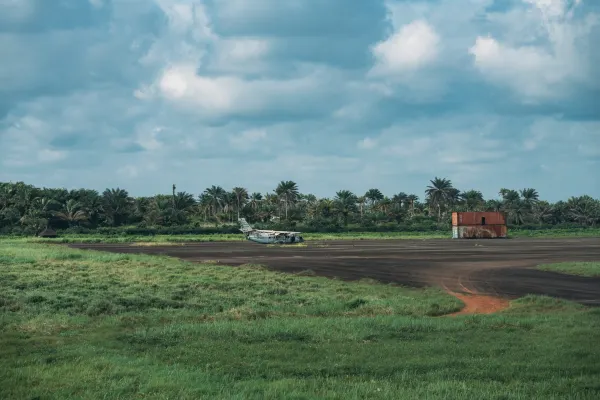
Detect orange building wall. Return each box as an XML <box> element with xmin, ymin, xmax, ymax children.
<box><xmin>452</xmin><ymin>212</ymin><xmax>506</xmax><ymax>226</ymax></box>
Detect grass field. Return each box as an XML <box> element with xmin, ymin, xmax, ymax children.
<box><xmin>2</xmin><ymin>242</ymin><xmax>600</xmax><ymax>399</ymax></box>
<box><xmin>537</xmin><ymin>261</ymin><xmax>600</xmax><ymax>277</ymax></box>
<box><xmin>1</xmin><ymin>227</ymin><xmax>598</xmax><ymax>244</ymax></box>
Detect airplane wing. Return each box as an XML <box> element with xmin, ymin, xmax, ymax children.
<box><xmin>255</xmin><ymin>229</ymin><xmax>301</xmax><ymax>234</ymax></box>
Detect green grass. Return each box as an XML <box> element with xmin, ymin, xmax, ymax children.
<box><xmin>537</xmin><ymin>261</ymin><xmax>600</xmax><ymax>277</ymax></box>
<box><xmin>1</xmin><ymin>227</ymin><xmax>598</xmax><ymax>244</ymax></box>
<box><xmin>1</xmin><ymin>243</ymin><xmax>600</xmax><ymax>399</ymax></box>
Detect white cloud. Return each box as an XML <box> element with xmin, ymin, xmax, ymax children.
<box><xmin>469</xmin><ymin>36</ymin><xmax>569</xmax><ymax>98</ymax></box>
<box><xmin>148</xmin><ymin>62</ymin><xmax>344</xmax><ymax>117</ymax></box>
<box><xmin>469</xmin><ymin>0</ymin><xmax>597</xmax><ymax>100</ymax></box>
<box><xmin>523</xmin><ymin>0</ymin><xmax>581</xmax><ymax>20</ymax></box>
<box><xmin>135</xmin><ymin>127</ymin><xmax>164</xmax><ymax>151</ymax></box>
<box><xmin>370</xmin><ymin>20</ymin><xmax>440</xmax><ymax>76</ymax></box>
<box><xmin>157</xmin><ymin>63</ymin><xmax>241</xmax><ymax>113</ymax></box>
<box><xmin>357</xmin><ymin>137</ymin><xmax>378</xmax><ymax>150</ymax></box>
<box><xmin>139</xmin><ymin>0</ymin><xmax>216</xmax><ymax>68</ymax></box>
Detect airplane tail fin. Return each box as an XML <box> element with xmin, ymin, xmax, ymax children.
<box><xmin>238</xmin><ymin>218</ymin><xmax>253</xmax><ymax>233</ymax></box>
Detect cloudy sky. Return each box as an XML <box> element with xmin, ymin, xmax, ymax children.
<box><xmin>0</xmin><ymin>0</ymin><xmax>598</xmax><ymax>201</ymax></box>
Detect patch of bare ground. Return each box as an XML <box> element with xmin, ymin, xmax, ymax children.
<box><xmin>446</xmin><ymin>291</ymin><xmax>510</xmax><ymax>316</ymax></box>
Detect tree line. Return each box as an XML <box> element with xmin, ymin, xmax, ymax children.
<box><xmin>1</xmin><ymin>178</ymin><xmax>599</xmax><ymax>235</ymax></box>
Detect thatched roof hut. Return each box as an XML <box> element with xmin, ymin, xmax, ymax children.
<box><xmin>38</xmin><ymin>228</ymin><xmax>58</xmax><ymax>238</ymax></box>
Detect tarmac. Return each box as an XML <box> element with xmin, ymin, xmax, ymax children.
<box><xmin>68</xmin><ymin>237</ymin><xmax>600</xmax><ymax>305</ymax></box>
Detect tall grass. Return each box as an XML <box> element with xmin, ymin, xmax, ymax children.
<box><xmin>1</xmin><ymin>242</ymin><xmax>599</xmax><ymax>399</ymax></box>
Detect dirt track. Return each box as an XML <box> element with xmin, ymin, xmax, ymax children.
<box><xmin>69</xmin><ymin>238</ymin><xmax>600</xmax><ymax>305</ymax></box>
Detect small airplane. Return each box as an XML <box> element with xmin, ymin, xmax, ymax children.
<box><xmin>238</xmin><ymin>218</ymin><xmax>304</xmax><ymax>244</ymax></box>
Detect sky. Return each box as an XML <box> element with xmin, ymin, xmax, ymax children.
<box><xmin>0</xmin><ymin>0</ymin><xmax>598</xmax><ymax>202</ymax></box>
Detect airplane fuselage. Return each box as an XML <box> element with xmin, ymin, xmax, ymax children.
<box><xmin>245</xmin><ymin>231</ymin><xmax>304</xmax><ymax>244</ymax></box>
<box><xmin>238</xmin><ymin>218</ymin><xmax>303</xmax><ymax>244</ymax></box>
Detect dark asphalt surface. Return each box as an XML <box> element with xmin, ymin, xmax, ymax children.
<box><xmin>68</xmin><ymin>237</ymin><xmax>600</xmax><ymax>305</ymax></box>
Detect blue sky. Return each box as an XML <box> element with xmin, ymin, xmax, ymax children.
<box><xmin>0</xmin><ymin>0</ymin><xmax>598</xmax><ymax>201</ymax></box>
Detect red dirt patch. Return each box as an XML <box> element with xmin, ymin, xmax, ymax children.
<box><xmin>447</xmin><ymin>291</ymin><xmax>510</xmax><ymax>316</ymax></box>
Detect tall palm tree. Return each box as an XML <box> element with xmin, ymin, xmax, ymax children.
<box><xmin>364</xmin><ymin>189</ymin><xmax>384</xmax><ymax>212</ymax></box>
<box><xmin>232</xmin><ymin>187</ymin><xmax>249</xmax><ymax>220</ymax></box>
<box><xmin>275</xmin><ymin>180</ymin><xmax>299</xmax><ymax>220</ymax></box>
<box><xmin>461</xmin><ymin>190</ymin><xmax>485</xmax><ymax>211</ymax></box>
<box><xmin>500</xmin><ymin>190</ymin><xmax>525</xmax><ymax>225</ymax></box>
<box><xmin>101</xmin><ymin>188</ymin><xmax>132</xmax><ymax>227</ymax></box>
<box><xmin>425</xmin><ymin>177</ymin><xmax>454</xmax><ymax>221</ymax></box>
<box><xmin>334</xmin><ymin>190</ymin><xmax>358</xmax><ymax>226</ymax></box>
<box><xmin>356</xmin><ymin>196</ymin><xmax>367</xmax><ymax>219</ymax></box>
<box><xmin>406</xmin><ymin>194</ymin><xmax>418</xmax><ymax>217</ymax></box>
<box><xmin>392</xmin><ymin>192</ymin><xmax>408</xmax><ymax>211</ymax></box>
<box><xmin>520</xmin><ymin>188</ymin><xmax>539</xmax><ymax>210</ymax></box>
<box><xmin>170</xmin><ymin>192</ymin><xmax>196</xmax><ymax>224</ymax></box>
<box><xmin>249</xmin><ymin>192</ymin><xmax>262</xmax><ymax>210</ymax></box>
<box><xmin>202</xmin><ymin>186</ymin><xmax>226</xmax><ymax>217</ymax></box>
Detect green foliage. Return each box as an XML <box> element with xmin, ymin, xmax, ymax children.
<box><xmin>1</xmin><ymin>180</ymin><xmax>599</xmax><ymax>237</ymax></box>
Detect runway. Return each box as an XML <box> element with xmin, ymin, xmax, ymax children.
<box><xmin>68</xmin><ymin>237</ymin><xmax>600</xmax><ymax>305</ymax></box>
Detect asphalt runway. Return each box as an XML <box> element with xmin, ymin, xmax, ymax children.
<box><xmin>68</xmin><ymin>238</ymin><xmax>600</xmax><ymax>305</ymax></box>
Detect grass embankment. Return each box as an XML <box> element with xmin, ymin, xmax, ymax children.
<box><xmin>2</xmin><ymin>243</ymin><xmax>600</xmax><ymax>398</ymax></box>
<box><xmin>2</xmin><ymin>227</ymin><xmax>599</xmax><ymax>244</ymax></box>
<box><xmin>538</xmin><ymin>261</ymin><xmax>600</xmax><ymax>278</ymax></box>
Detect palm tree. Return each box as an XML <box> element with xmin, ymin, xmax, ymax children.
<box><xmin>334</xmin><ymin>190</ymin><xmax>358</xmax><ymax>226</ymax></box>
<box><xmin>485</xmin><ymin>199</ymin><xmax>503</xmax><ymax>212</ymax></box>
<box><xmin>170</xmin><ymin>192</ymin><xmax>196</xmax><ymax>224</ymax></box>
<box><xmin>520</xmin><ymin>188</ymin><xmax>539</xmax><ymax>210</ymax></box>
<box><xmin>356</xmin><ymin>196</ymin><xmax>367</xmax><ymax>218</ymax></box>
<box><xmin>202</xmin><ymin>186</ymin><xmax>226</xmax><ymax>217</ymax></box>
<box><xmin>375</xmin><ymin>197</ymin><xmax>393</xmax><ymax>216</ymax></box>
<box><xmin>392</xmin><ymin>192</ymin><xmax>408</xmax><ymax>211</ymax></box>
<box><xmin>0</xmin><ymin>184</ymin><xmax>15</xmax><ymax>212</ymax></box>
<box><xmin>53</xmin><ymin>199</ymin><xmax>89</xmax><ymax>227</ymax></box>
<box><xmin>500</xmin><ymin>190</ymin><xmax>525</xmax><ymax>225</ymax></box>
<box><xmin>232</xmin><ymin>187</ymin><xmax>249</xmax><ymax>219</ymax></box>
<box><xmin>406</xmin><ymin>194</ymin><xmax>418</xmax><ymax>217</ymax></box>
<box><xmin>364</xmin><ymin>189</ymin><xmax>384</xmax><ymax>212</ymax></box>
<box><xmin>425</xmin><ymin>177</ymin><xmax>454</xmax><ymax>221</ymax></box>
<box><xmin>18</xmin><ymin>196</ymin><xmax>60</xmax><ymax>229</ymax></box>
<box><xmin>317</xmin><ymin>198</ymin><xmax>335</xmax><ymax>218</ymax></box>
<box><xmin>461</xmin><ymin>190</ymin><xmax>485</xmax><ymax>211</ymax></box>
<box><xmin>102</xmin><ymin>188</ymin><xmax>132</xmax><ymax>227</ymax></box>
<box><xmin>249</xmin><ymin>192</ymin><xmax>262</xmax><ymax>209</ymax></box>
<box><xmin>567</xmin><ymin>196</ymin><xmax>599</xmax><ymax>226</ymax></box>
<box><xmin>275</xmin><ymin>180</ymin><xmax>299</xmax><ymax>220</ymax></box>
<box><xmin>533</xmin><ymin>201</ymin><xmax>553</xmax><ymax>225</ymax></box>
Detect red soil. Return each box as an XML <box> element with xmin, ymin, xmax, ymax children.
<box><xmin>447</xmin><ymin>291</ymin><xmax>510</xmax><ymax>316</ymax></box>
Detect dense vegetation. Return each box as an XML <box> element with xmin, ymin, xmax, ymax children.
<box><xmin>1</xmin><ymin>178</ymin><xmax>599</xmax><ymax>235</ymax></box>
